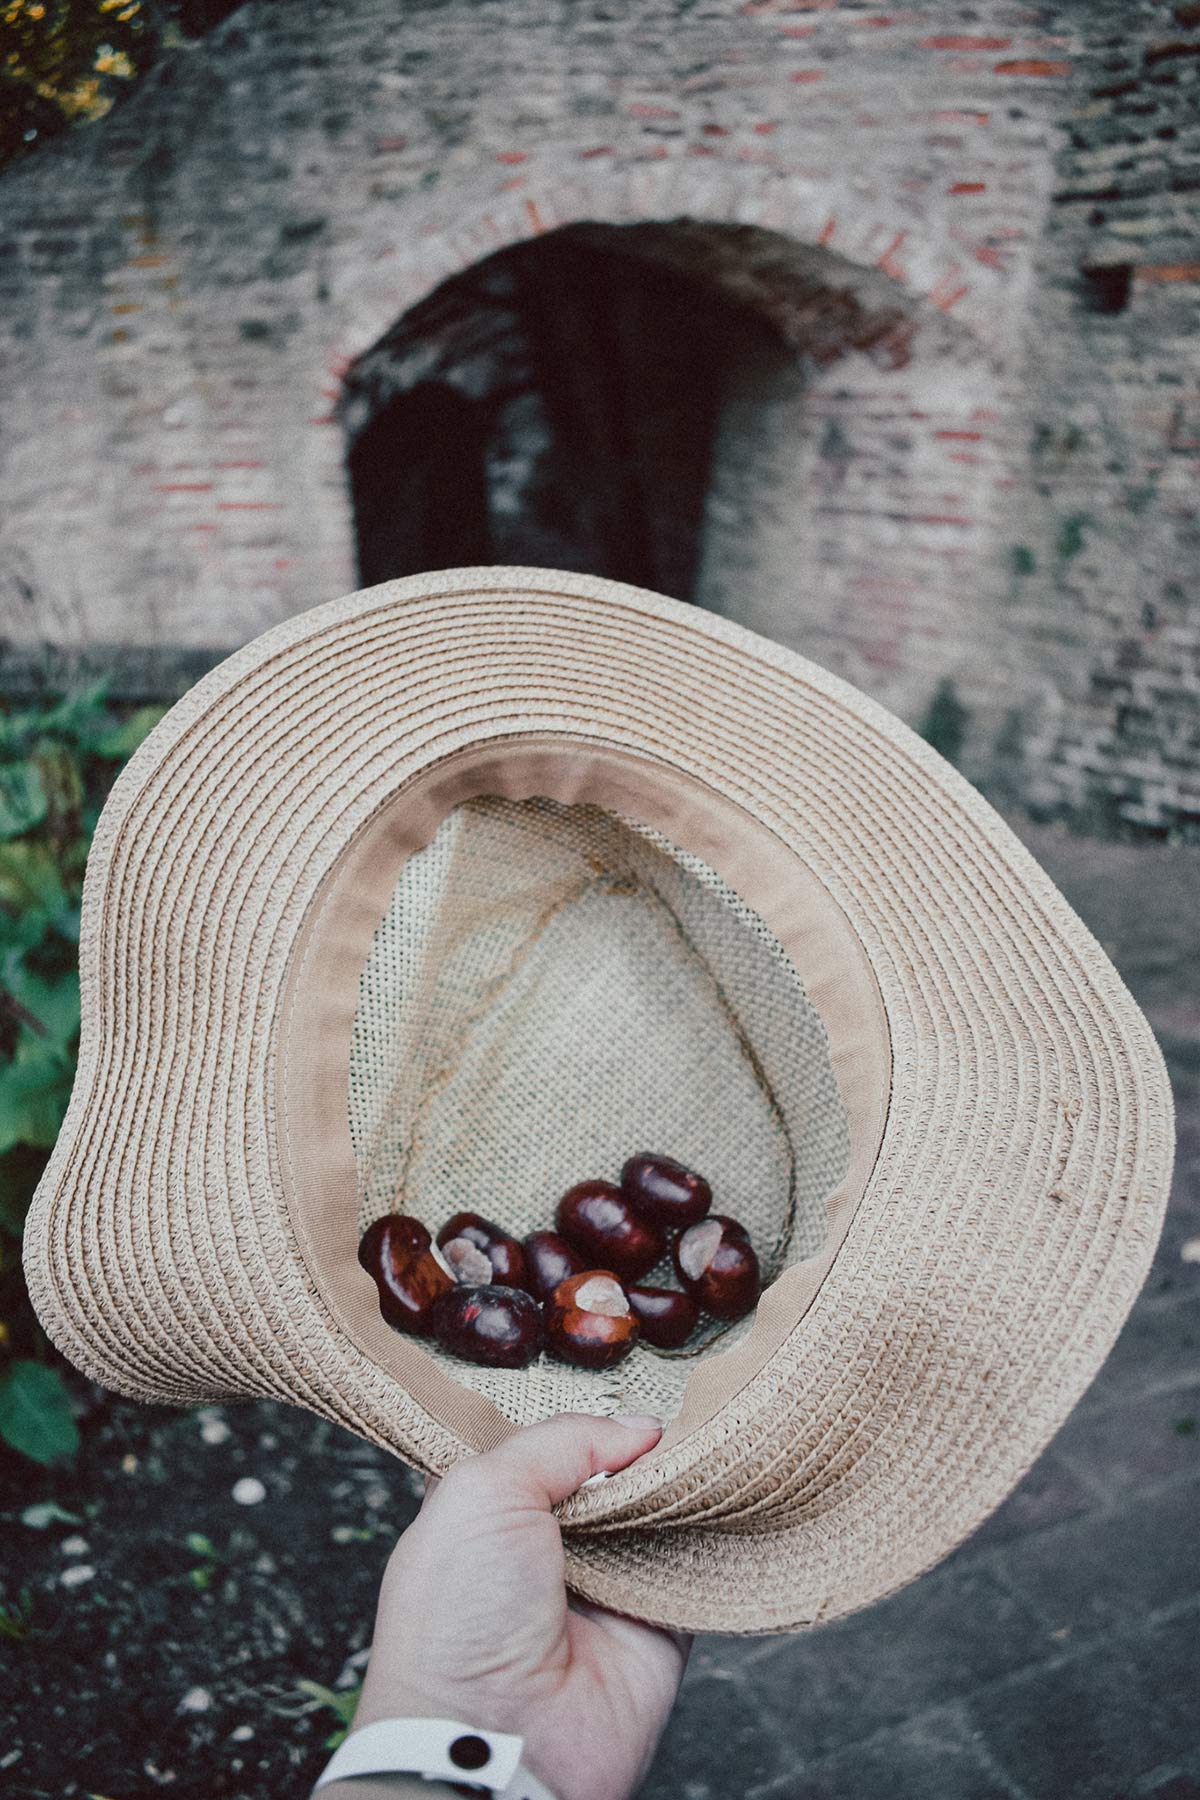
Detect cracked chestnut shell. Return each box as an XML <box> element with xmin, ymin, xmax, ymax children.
<box><xmin>523</xmin><ymin>1229</ymin><xmax>587</xmax><ymax>1303</ymax></box>
<box><xmin>673</xmin><ymin>1215</ymin><xmax>761</xmax><ymax>1321</ymax></box>
<box><xmin>555</xmin><ymin>1180</ymin><xmax>665</xmax><ymax>1284</ymax></box>
<box><xmin>626</xmin><ymin>1284</ymin><xmax>701</xmax><ymax>1350</ymax></box>
<box><xmin>432</xmin><ymin>1284</ymin><xmax>543</xmax><ymax>1368</ymax></box>
<box><xmin>358</xmin><ymin>1212</ymin><xmax>453</xmax><ymax>1335</ymax></box>
<box><xmin>545</xmin><ymin>1271</ymin><xmax>639</xmax><ymax>1370</ymax></box>
<box><xmin>437</xmin><ymin>1211</ymin><xmax>531</xmax><ymax>1293</ymax></box>
<box><xmin>621</xmin><ymin>1153</ymin><xmax>712</xmax><ymax>1230</ymax></box>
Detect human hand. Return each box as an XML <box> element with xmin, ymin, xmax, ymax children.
<box><xmin>337</xmin><ymin>1413</ymin><xmax>690</xmax><ymax>1800</ymax></box>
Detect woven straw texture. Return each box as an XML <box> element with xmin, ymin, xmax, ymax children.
<box><xmin>23</xmin><ymin>567</ymin><xmax>1174</xmax><ymax>1635</ymax></box>
<box><xmin>350</xmin><ymin>795</ymin><xmax>846</xmax><ymax>1424</ymax></box>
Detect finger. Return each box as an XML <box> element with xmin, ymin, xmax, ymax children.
<box><xmin>447</xmin><ymin>1411</ymin><xmax>663</xmax><ymax>1512</ymax></box>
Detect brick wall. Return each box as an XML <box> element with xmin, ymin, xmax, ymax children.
<box><xmin>0</xmin><ymin>0</ymin><xmax>1196</xmax><ymax>834</ymax></box>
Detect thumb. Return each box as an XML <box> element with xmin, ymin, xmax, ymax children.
<box><xmin>445</xmin><ymin>1411</ymin><xmax>663</xmax><ymax>1512</ymax></box>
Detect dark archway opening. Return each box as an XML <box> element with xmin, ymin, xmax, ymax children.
<box><xmin>350</xmin><ymin>383</ymin><xmax>493</xmax><ymax>586</ymax></box>
<box><xmin>341</xmin><ymin>219</ymin><xmax>931</xmax><ymax>603</ymax></box>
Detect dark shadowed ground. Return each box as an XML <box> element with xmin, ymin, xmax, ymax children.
<box><xmin>3</xmin><ymin>821</ymin><xmax>1198</xmax><ymax>1800</ymax></box>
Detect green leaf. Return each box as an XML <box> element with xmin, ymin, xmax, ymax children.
<box><xmin>33</xmin><ymin>741</ymin><xmax>85</xmax><ymax>827</ymax></box>
<box><xmin>0</xmin><ymin>841</ymin><xmax>67</xmax><ymax>922</ymax></box>
<box><xmin>296</xmin><ymin>1678</ymin><xmax>362</xmax><ymax>1735</ymax></box>
<box><xmin>0</xmin><ymin>1360</ymin><xmax>80</xmax><ymax>1464</ymax></box>
<box><xmin>0</xmin><ymin>1144</ymin><xmax>50</xmax><ymax>1237</ymax></box>
<box><xmin>2</xmin><ymin>964</ymin><xmax>81</xmax><ymax>1056</ymax></box>
<box><xmin>0</xmin><ymin>762</ymin><xmax>47</xmax><ymax>841</ymax></box>
<box><xmin>37</xmin><ymin>679</ymin><xmax>112</xmax><ymax>743</ymax></box>
<box><xmin>91</xmin><ymin>705</ymin><xmax>167</xmax><ymax>759</ymax></box>
<box><xmin>0</xmin><ymin>1052</ymin><xmax>74</xmax><ymax>1154</ymax></box>
<box><xmin>185</xmin><ymin>1532</ymin><xmax>216</xmax><ymax>1558</ymax></box>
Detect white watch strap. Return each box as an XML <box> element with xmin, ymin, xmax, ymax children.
<box><xmin>312</xmin><ymin>1715</ymin><xmax>558</xmax><ymax>1798</ymax></box>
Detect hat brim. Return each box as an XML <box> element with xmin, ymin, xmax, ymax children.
<box><xmin>25</xmin><ymin>567</ymin><xmax>1173</xmax><ymax>1633</ymax></box>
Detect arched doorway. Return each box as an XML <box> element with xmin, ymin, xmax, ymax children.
<box><xmin>341</xmin><ymin>218</ymin><xmax>995</xmax><ymax>740</ymax></box>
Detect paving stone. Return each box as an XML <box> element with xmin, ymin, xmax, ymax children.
<box><xmin>993</xmin><ymin>1477</ymin><xmax>1200</xmax><ymax>1637</ymax></box>
<box><xmin>1131</xmin><ymin>1776</ymin><xmax>1200</xmax><ymax>1799</ymax></box>
<box><xmin>749</xmin><ymin>1708</ymin><xmax>1024</xmax><ymax>1800</ymax></box>
<box><xmin>643</xmin><ymin>1667</ymin><xmax>792</xmax><ymax>1800</ymax></box>
<box><xmin>1078</xmin><ymin>1293</ymin><xmax>1200</xmax><ymax>1415</ymax></box>
<box><xmin>1050</xmin><ymin>1382</ymin><xmax>1200</xmax><ymax>1500</ymax></box>
<box><xmin>735</xmin><ymin>1561</ymin><xmax>1048</xmax><ymax>1765</ymax></box>
<box><xmin>958</xmin><ymin>1445</ymin><xmax>1097</xmax><ymax>1552</ymax></box>
<box><xmin>964</xmin><ymin>1605</ymin><xmax>1200</xmax><ymax>1800</ymax></box>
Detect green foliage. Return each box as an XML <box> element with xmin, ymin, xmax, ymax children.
<box><xmin>0</xmin><ymin>1</ymin><xmax>248</xmax><ymax>173</ymax></box>
<box><xmin>0</xmin><ymin>1585</ymin><xmax>38</xmax><ymax>1641</ymax></box>
<box><xmin>297</xmin><ymin>1679</ymin><xmax>363</xmax><ymax>1751</ymax></box>
<box><xmin>1056</xmin><ymin>513</ymin><xmax>1088</xmax><ymax>563</ymax></box>
<box><xmin>1010</xmin><ymin>544</ymin><xmax>1036</xmax><ymax>579</ymax></box>
<box><xmin>0</xmin><ymin>679</ymin><xmax>165</xmax><ymax>1463</ymax></box>
<box><xmin>0</xmin><ymin>1356</ymin><xmax>79</xmax><ymax>1460</ymax></box>
<box><xmin>918</xmin><ymin>678</ymin><xmax>970</xmax><ymax>768</ymax></box>
<box><xmin>0</xmin><ymin>0</ymin><xmax>155</xmax><ymax>172</ymax></box>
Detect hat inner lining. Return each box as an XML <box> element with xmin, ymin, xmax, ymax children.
<box><xmin>278</xmin><ymin>733</ymin><xmax>889</xmax><ymax>1456</ymax></box>
<box><xmin>349</xmin><ymin>794</ymin><xmax>846</xmax><ymax>1424</ymax></box>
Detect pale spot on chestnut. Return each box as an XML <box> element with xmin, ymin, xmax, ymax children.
<box><xmin>545</xmin><ymin>1269</ymin><xmax>640</xmax><ymax>1370</ymax></box>
<box><xmin>677</xmin><ymin>1218</ymin><xmax>724</xmax><ymax>1284</ymax></box>
<box><xmin>442</xmin><ymin>1236</ymin><xmax>494</xmax><ymax>1286</ymax></box>
<box><xmin>674</xmin><ymin>1215</ymin><xmax>761</xmax><ymax>1322</ymax></box>
<box><xmin>573</xmin><ymin>1274</ymin><xmax>631</xmax><ymax>1317</ymax></box>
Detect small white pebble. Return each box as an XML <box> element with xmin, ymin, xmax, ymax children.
<box><xmin>179</xmin><ymin>1687</ymin><xmax>212</xmax><ymax>1714</ymax></box>
<box><xmin>200</xmin><ymin>1417</ymin><xmax>231</xmax><ymax>1446</ymax></box>
<box><xmin>60</xmin><ymin>1536</ymin><xmax>89</xmax><ymax>1556</ymax></box>
<box><xmin>1181</xmin><ymin>1236</ymin><xmax>1200</xmax><ymax>1264</ymax></box>
<box><xmin>230</xmin><ymin>1725</ymin><xmax>254</xmax><ymax>1743</ymax></box>
<box><xmin>60</xmin><ymin>1564</ymin><xmax>95</xmax><ymax>1588</ymax></box>
<box><xmin>231</xmin><ymin>1477</ymin><xmax>266</xmax><ymax>1506</ymax></box>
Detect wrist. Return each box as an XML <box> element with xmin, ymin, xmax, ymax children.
<box><xmin>311</xmin><ymin>1714</ymin><xmax>559</xmax><ymax>1800</ymax></box>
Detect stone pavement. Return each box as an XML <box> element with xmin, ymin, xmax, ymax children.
<box><xmin>643</xmin><ymin>822</ymin><xmax>1200</xmax><ymax>1800</ymax></box>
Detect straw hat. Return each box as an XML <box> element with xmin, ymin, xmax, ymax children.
<box><xmin>25</xmin><ymin>567</ymin><xmax>1173</xmax><ymax>1634</ymax></box>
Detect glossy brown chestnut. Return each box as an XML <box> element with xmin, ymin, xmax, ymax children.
<box><xmin>437</xmin><ymin>1211</ymin><xmax>531</xmax><ymax>1292</ymax></box>
<box><xmin>358</xmin><ymin>1212</ymin><xmax>453</xmax><ymax>1335</ymax></box>
<box><xmin>673</xmin><ymin>1215</ymin><xmax>761</xmax><ymax>1321</ymax></box>
<box><xmin>545</xmin><ymin>1272</ymin><xmax>639</xmax><ymax>1370</ymax></box>
<box><xmin>626</xmin><ymin>1284</ymin><xmax>701</xmax><ymax>1350</ymax></box>
<box><xmin>621</xmin><ymin>1153</ymin><xmax>712</xmax><ymax>1229</ymax></box>
<box><xmin>555</xmin><ymin>1181</ymin><xmax>665</xmax><ymax>1284</ymax></box>
<box><xmin>431</xmin><ymin>1284</ymin><xmax>543</xmax><ymax>1368</ymax></box>
<box><xmin>523</xmin><ymin>1229</ymin><xmax>587</xmax><ymax>1303</ymax></box>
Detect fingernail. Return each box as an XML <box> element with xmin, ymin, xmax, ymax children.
<box><xmin>614</xmin><ymin>1412</ymin><xmax>663</xmax><ymax>1432</ymax></box>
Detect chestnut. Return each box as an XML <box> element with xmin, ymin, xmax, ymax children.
<box><xmin>432</xmin><ymin>1284</ymin><xmax>543</xmax><ymax>1369</ymax></box>
<box><xmin>673</xmin><ymin>1215</ymin><xmax>761</xmax><ymax>1321</ymax></box>
<box><xmin>626</xmin><ymin>1284</ymin><xmax>701</xmax><ymax>1350</ymax></box>
<box><xmin>621</xmin><ymin>1153</ymin><xmax>712</xmax><ymax>1229</ymax></box>
<box><xmin>556</xmin><ymin>1180</ymin><xmax>665</xmax><ymax>1284</ymax></box>
<box><xmin>545</xmin><ymin>1272</ymin><xmax>639</xmax><ymax>1370</ymax></box>
<box><xmin>437</xmin><ymin>1211</ymin><xmax>531</xmax><ymax>1293</ymax></box>
<box><xmin>358</xmin><ymin>1212</ymin><xmax>453</xmax><ymax>1335</ymax></box>
<box><xmin>524</xmin><ymin>1229</ymin><xmax>587</xmax><ymax>1303</ymax></box>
